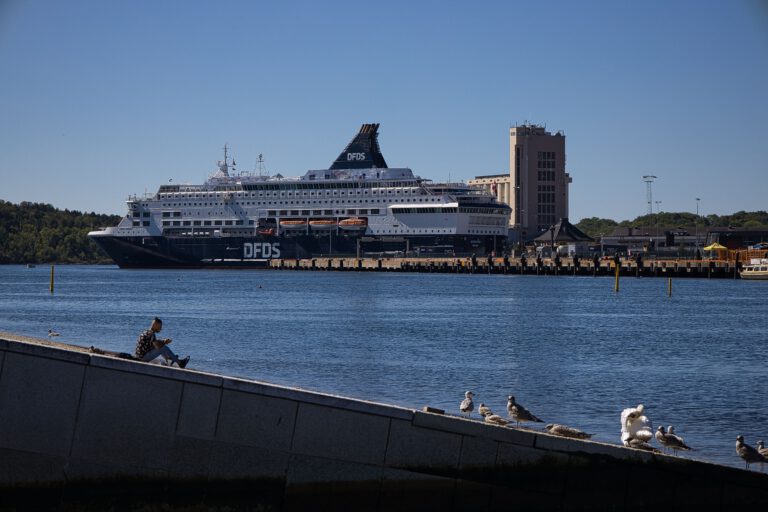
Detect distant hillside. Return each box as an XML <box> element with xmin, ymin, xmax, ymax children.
<box><xmin>575</xmin><ymin>211</ymin><xmax>768</xmax><ymax>238</ymax></box>
<box><xmin>0</xmin><ymin>200</ymin><xmax>120</xmax><ymax>264</ymax></box>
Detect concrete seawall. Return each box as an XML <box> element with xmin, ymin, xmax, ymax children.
<box><xmin>1</xmin><ymin>332</ymin><xmax>766</xmax><ymax>510</ymax></box>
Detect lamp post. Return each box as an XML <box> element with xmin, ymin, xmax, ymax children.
<box><xmin>695</xmin><ymin>197</ymin><xmax>701</xmax><ymax>253</ymax></box>
<box><xmin>550</xmin><ymin>225</ymin><xmax>555</xmax><ymax>256</ymax></box>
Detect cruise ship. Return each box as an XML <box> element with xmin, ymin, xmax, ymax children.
<box><xmin>88</xmin><ymin>124</ymin><xmax>510</xmax><ymax>268</ymax></box>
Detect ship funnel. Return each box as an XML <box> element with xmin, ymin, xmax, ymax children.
<box><xmin>329</xmin><ymin>123</ymin><xmax>388</xmax><ymax>170</ymax></box>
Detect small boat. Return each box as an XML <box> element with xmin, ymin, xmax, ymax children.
<box><xmin>741</xmin><ymin>259</ymin><xmax>768</xmax><ymax>280</ymax></box>
<box><xmin>257</xmin><ymin>228</ymin><xmax>276</xmax><ymax>236</ymax></box>
<box><xmin>309</xmin><ymin>219</ymin><xmax>337</xmax><ymax>230</ymax></box>
<box><xmin>338</xmin><ymin>218</ymin><xmax>367</xmax><ymax>231</ymax></box>
<box><xmin>26</xmin><ymin>263</ymin><xmax>36</xmax><ymax>268</ymax></box>
<box><xmin>279</xmin><ymin>220</ymin><xmax>307</xmax><ymax>230</ymax></box>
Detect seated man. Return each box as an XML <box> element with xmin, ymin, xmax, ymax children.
<box><xmin>135</xmin><ymin>317</ymin><xmax>190</xmax><ymax>368</ymax></box>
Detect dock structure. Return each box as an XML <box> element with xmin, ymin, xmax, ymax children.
<box><xmin>1</xmin><ymin>332</ymin><xmax>767</xmax><ymax>510</ymax></box>
<box><xmin>267</xmin><ymin>257</ymin><xmax>743</xmax><ymax>279</ymax></box>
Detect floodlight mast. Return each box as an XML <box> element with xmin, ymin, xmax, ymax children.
<box><xmin>642</xmin><ymin>175</ymin><xmax>657</xmax><ymax>215</ymax></box>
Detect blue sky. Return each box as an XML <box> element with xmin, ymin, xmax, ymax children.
<box><xmin>1</xmin><ymin>0</ymin><xmax>766</xmax><ymax>221</ymax></box>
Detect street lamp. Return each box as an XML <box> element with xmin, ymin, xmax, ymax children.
<box><xmin>695</xmin><ymin>198</ymin><xmax>701</xmax><ymax>253</ymax></box>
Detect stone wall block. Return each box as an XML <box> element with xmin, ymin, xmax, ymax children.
<box><xmin>223</xmin><ymin>377</ymin><xmax>412</xmax><ymax>420</ymax></box>
<box><xmin>215</xmin><ymin>389</ymin><xmax>297</xmax><ymax>451</ymax></box>
<box><xmin>70</xmin><ymin>367</ymin><xmax>183</xmax><ymax>469</ymax></box>
<box><xmin>6</xmin><ymin>341</ymin><xmax>90</xmax><ymax>365</ymax></box>
<box><xmin>292</xmin><ymin>403</ymin><xmax>389</xmax><ymax>465</ymax></box>
<box><xmin>413</xmin><ymin>411</ymin><xmax>537</xmax><ymax>446</ymax></box>
<box><xmin>0</xmin><ymin>353</ymin><xmax>85</xmax><ymax>457</ymax></box>
<box><xmin>177</xmin><ymin>383</ymin><xmax>221</xmax><ymax>439</ymax></box>
<box><xmin>384</xmin><ymin>419</ymin><xmax>462</xmax><ymax>472</ymax></box>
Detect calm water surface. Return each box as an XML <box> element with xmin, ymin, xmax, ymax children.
<box><xmin>1</xmin><ymin>265</ymin><xmax>766</xmax><ymax>468</ymax></box>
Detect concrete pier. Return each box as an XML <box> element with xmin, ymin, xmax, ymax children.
<box><xmin>267</xmin><ymin>257</ymin><xmax>742</xmax><ymax>279</ymax></box>
<box><xmin>1</xmin><ymin>332</ymin><xmax>766</xmax><ymax>510</ymax></box>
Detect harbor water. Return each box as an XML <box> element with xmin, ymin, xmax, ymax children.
<box><xmin>1</xmin><ymin>265</ymin><xmax>766</xmax><ymax>469</ymax></box>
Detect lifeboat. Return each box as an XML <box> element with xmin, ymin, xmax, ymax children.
<box><xmin>309</xmin><ymin>219</ymin><xmax>337</xmax><ymax>230</ymax></box>
<box><xmin>279</xmin><ymin>219</ymin><xmax>307</xmax><ymax>230</ymax></box>
<box><xmin>338</xmin><ymin>218</ymin><xmax>368</xmax><ymax>231</ymax></box>
<box><xmin>257</xmin><ymin>228</ymin><xmax>276</xmax><ymax>236</ymax></box>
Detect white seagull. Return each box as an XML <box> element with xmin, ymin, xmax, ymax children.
<box><xmin>459</xmin><ymin>391</ymin><xmax>475</xmax><ymax>417</ymax></box>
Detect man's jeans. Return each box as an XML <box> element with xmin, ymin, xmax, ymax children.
<box><xmin>140</xmin><ymin>345</ymin><xmax>179</xmax><ymax>364</ymax></box>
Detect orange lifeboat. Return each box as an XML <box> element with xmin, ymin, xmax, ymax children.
<box><xmin>338</xmin><ymin>218</ymin><xmax>368</xmax><ymax>231</ymax></box>
<box><xmin>279</xmin><ymin>219</ymin><xmax>307</xmax><ymax>230</ymax></box>
<box><xmin>309</xmin><ymin>219</ymin><xmax>337</xmax><ymax>230</ymax></box>
<box><xmin>257</xmin><ymin>228</ymin><xmax>276</xmax><ymax>236</ymax></box>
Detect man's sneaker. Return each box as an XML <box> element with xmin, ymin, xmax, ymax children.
<box><xmin>178</xmin><ymin>356</ymin><xmax>190</xmax><ymax>369</ymax></box>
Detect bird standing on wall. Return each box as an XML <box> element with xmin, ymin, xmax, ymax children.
<box><xmin>478</xmin><ymin>403</ymin><xmax>492</xmax><ymax>418</ymax></box>
<box><xmin>756</xmin><ymin>441</ymin><xmax>768</xmax><ymax>472</ymax></box>
<box><xmin>665</xmin><ymin>426</ymin><xmax>693</xmax><ymax>455</ymax></box>
<box><xmin>736</xmin><ymin>435</ymin><xmax>765</xmax><ymax>470</ymax></box>
<box><xmin>507</xmin><ymin>395</ymin><xmax>543</xmax><ymax>427</ymax></box>
<box><xmin>545</xmin><ymin>423</ymin><xmax>593</xmax><ymax>440</ymax></box>
<box><xmin>459</xmin><ymin>391</ymin><xmax>474</xmax><ymax>417</ymax></box>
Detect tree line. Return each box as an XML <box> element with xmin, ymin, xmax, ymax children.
<box><xmin>575</xmin><ymin>211</ymin><xmax>768</xmax><ymax>238</ymax></box>
<box><xmin>0</xmin><ymin>200</ymin><xmax>120</xmax><ymax>264</ymax></box>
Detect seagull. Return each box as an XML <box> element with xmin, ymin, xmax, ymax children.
<box><xmin>665</xmin><ymin>425</ymin><xmax>693</xmax><ymax>455</ymax></box>
<box><xmin>507</xmin><ymin>395</ymin><xmax>543</xmax><ymax>427</ymax></box>
<box><xmin>656</xmin><ymin>426</ymin><xmax>692</xmax><ymax>455</ymax></box>
<box><xmin>736</xmin><ymin>435</ymin><xmax>765</xmax><ymax>470</ymax></box>
<box><xmin>756</xmin><ymin>441</ymin><xmax>768</xmax><ymax>472</ymax></box>
<box><xmin>655</xmin><ymin>426</ymin><xmax>669</xmax><ymax>452</ymax></box>
<box><xmin>621</xmin><ymin>404</ymin><xmax>652</xmax><ymax>446</ymax></box>
<box><xmin>459</xmin><ymin>391</ymin><xmax>474</xmax><ymax>417</ymax></box>
<box><xmin>48</xmin><ymin>329</ymin><xmax>60</xmax><ymax>337</ymax></box>
<box><xmin>480</xmin><ymin>407</ymin><xmax>509</xmax><ymax>426</ymax></box>
<box><xmin>545</xmin><ymin>423</ymin><xmax>593</xmax><ymax>440</ymax></box>
<box><xmin>627</xmin><ymin>438</ymin><xmax>660</xmax><ymax>453</ymax></box>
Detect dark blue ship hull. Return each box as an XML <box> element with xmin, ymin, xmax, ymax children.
<box><xmin>91</xmin><ymin>233</ymin><xmax>502</xmax><ymax>268</ymax></box>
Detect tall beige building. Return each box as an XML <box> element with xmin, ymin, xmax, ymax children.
<box><xmin>469</xmin><ymin>124</ymin><xmax>571</xmax><ymax>242</ymax></box>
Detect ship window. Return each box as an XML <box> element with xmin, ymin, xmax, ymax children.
<box><xmin>183</xmin><ymin>221</ymin><xmax>191</xmax><ymax>226</ymax></box>
<box><xmin>132</xmin><ymin>221</ymin><xmax>141</xmax><ymax>226</ymax></box>
<box><xmin>204</xmin><ymin>221</ymin><xmax>211</xmax><ymax>226</ymax></box>
<box><xmin>193</xmin><ymin>221</ymin><xmax>201</xmax><ymax>226</ymax></box>
<box><xmin>142</xmin><ymin>221</ymin><xmax>150</xmax><ymax>227</ymax></box>
<box><xmin>225</xmin><ymin>221</ymin><xmax>233</xmax><ymax>226</ymax></box>
<box><xmin>214</xmin><ymin>221</ymin><xmax>222</xmax><ymax>226</ymax></box>
<box><xmin>172</xmin><ymin>221</ymin><xmax>181</xmax><ymax>226</ymax></box>
<box><xmin>162</xmin><ymin>221</ymin><xmax>170</xmax><ymax>226</ymax></box>
<box><xmin>162</xmin><ymin>212</ymin><xmax>171</xmax><ymax>218</ymax></box>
